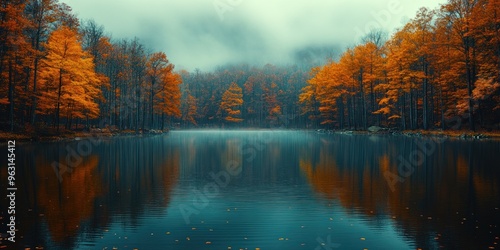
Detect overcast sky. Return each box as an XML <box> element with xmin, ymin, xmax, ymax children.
<box><xmin>61</xmin><ymin>0</ymin><xmax>447</xmax><ymax>71</ymax></box>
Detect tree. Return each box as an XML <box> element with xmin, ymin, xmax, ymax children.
<box><xmin>25</xmin><ymin>0</ymin><xmax>60</xmax><ymax>126</ymax></box>
<box><xmin>156</xmin><ymin>70</ymin><xmax>182</xmax><ymax>129</ymax></box>
<box><xmin>182</xmin><ymin>92</ymin><xmax>198</xmax><ymax>127</ymax></box>
<box><xmin>219</xmin><ymin>82</ymin><xmax>243</xmax><ymax>123</ymax></box>
<box><xmin>38</xmin><ymin>26</ymin><xmax>101</xmax><ymax>132</ymax></box>
<box><xmin>264</xmin><ymin>82</ymin><xmax>282</xmax><ymax>126</ymax></box>
<box><xmin>0</xmin><ymin>0</ymin><xmax>31</xmax><ymax>131</ymax></box>
<box><xmin>146</xmin><ymin>51</ymin><xmax>174</xmax><ymax>128</ymax></box>
<box><xmin>440</xmin><ymin>0</ymin><xmax>479</xmax><ymax>130</ymax></box>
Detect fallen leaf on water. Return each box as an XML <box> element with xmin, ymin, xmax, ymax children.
<box><xmin>278</xmin><ymin>237</ymin><xmax>284</xmax><ymax>240</ymax></box>
<box><xmin>360</xmin><ymin>237</ymin><xmax>366</xmax><ymax>241</ymax></box>
<box><xmin>166</xmin><ymin>232</ymin><xmax>170</xmax><ymax>235</ymax></box>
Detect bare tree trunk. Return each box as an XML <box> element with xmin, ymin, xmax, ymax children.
<box><xmin>8</xmin><ymin>60</ymin><xmax>14</xmax><ymax>132</ymax></box>
<box><xmin>56</xmin><ymin>69</ymin><xmax>63</xmax><ymax>133</ymax></box>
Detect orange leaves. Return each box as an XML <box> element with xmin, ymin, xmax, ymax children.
<box><xmin>147</xmin><ymin>51</ymin><xmax>181</xmax><ymax>119</ymax></box>
<box><xmin>219</xmin><ymin>82</ymin><xmax>244</xmax><ymax>123</ymax></box>
<box><xmin>473</xmin><ymin>78</ymin><xmax>500</xmax><ymax>101</ymax></box>
<box><xmin>38</xmin><ymin>26</ymin><xmax>102</xmax><ymax>120</ymax></box>
<box><xmin>157</xmin><ymin>72</ymin><xmax>182</xmax><ymax>118</ymax></box>
<box><xmin>184</xmin><ymin>94</ymin><xmax>198</xmax><ymax>126</ymax></box>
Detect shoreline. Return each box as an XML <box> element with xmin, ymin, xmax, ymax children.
<box><xmin>315</xmin><ymin>128</ymin><xmax>500</xmax><ymax>140</ymax></box>
<box><xmin>0</xmin><ymin>129</ymin><xmax>168</xmax><ymax>144</ymax></box>
<box><xmin>1</xmin><ymin>128</ymin><xmax>500</xmax><ymax>144</ymax></box>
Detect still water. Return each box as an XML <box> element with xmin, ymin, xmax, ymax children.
<box><xmin>1</xmin><ymin>130</ymin><xmax>499</xmax><ymax>249</ymax></box>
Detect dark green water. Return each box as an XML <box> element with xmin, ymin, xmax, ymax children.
<box><xmin>1</xmin><ymin>130</ymin><xmax>499</xmax><ymax>249</ymax></box>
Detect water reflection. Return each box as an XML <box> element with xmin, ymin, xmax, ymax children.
<box><xmin>298</xmin><ymin>134</ymin><xmax>500</xmax><ymax>249</ymax></box>
<box><xmin>37</xmin><ymin>155</ymin><xmax>102</xmax><ymax>244</ymax></box>
<box><xmin>0</xmin><ymin>132</ymin><xmax>499</xmax><ymax>249</ymax></box>
<box><xmin>0</xmin><ymin>136</ymin><xmax>180</xmax><ymax>249</ymax></box>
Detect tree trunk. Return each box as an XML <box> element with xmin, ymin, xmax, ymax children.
<box><xmin>400</xmin><ymin>92</ymin><xmax>406</xmax><ymax>130</ymax></box>
<box><xmin>31</xmin><ymin>24</ymin><xmax>42</xmax><ymax>126</ymax></box>
<box><xmin>8</xmin><ymin>60</ymin><xmax>14</xmax><ymax>132</ymax></box>
<box><xmin>423</xmin><ymin>61</ymin><xmax>429</xmax><ymax>130</ymax></box>
<box><xmin>150</xmin><ymin>79</ymin><xmax>155</xmax><ymax>129</ymax></box>
<box><xmin>359</xmin><ymin>67</ymin><xmax>367</xmax><ymax>130</ymax></box>
<box><xmin>56</xmin><ymin>69</ymin><xmax>63</xmax><ymax>133</ymax></box>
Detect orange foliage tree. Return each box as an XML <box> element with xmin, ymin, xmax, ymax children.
<box><xmin>38</xmin><ymin>26</ymin><xmax>102</xmax><ymax>132</ymax></box>
<box><xmin>219</xmin><ymin>82</ymin><xmax>244</xmax><ymax>124</ymax></box>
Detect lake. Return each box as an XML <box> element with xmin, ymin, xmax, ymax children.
<box><xmin>1</xmin><ymin>130</ymin><xmax>499</xmax><ymax>249</ymax></box>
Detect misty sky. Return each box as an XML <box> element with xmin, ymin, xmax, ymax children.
<box><xmin>61</xmin><ymin>0</ymin><xmax>446</xmax><ymax>71</ymax></box>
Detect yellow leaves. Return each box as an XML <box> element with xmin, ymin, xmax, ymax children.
<box><xmin>220</xmin><ymin>82</ymin><xmax>244</xmax><ymax>123</ymax></box>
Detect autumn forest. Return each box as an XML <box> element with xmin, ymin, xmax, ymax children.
<box><xmin>1</xmin><ymin>0</ymin><xmax>500</xmax><ymax>134</ymax></box>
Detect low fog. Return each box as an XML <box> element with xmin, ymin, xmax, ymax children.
<box><xmin>62</xmin><ymin>0</ymin><xmax>445</xmax><ymax>71</ymax></box>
